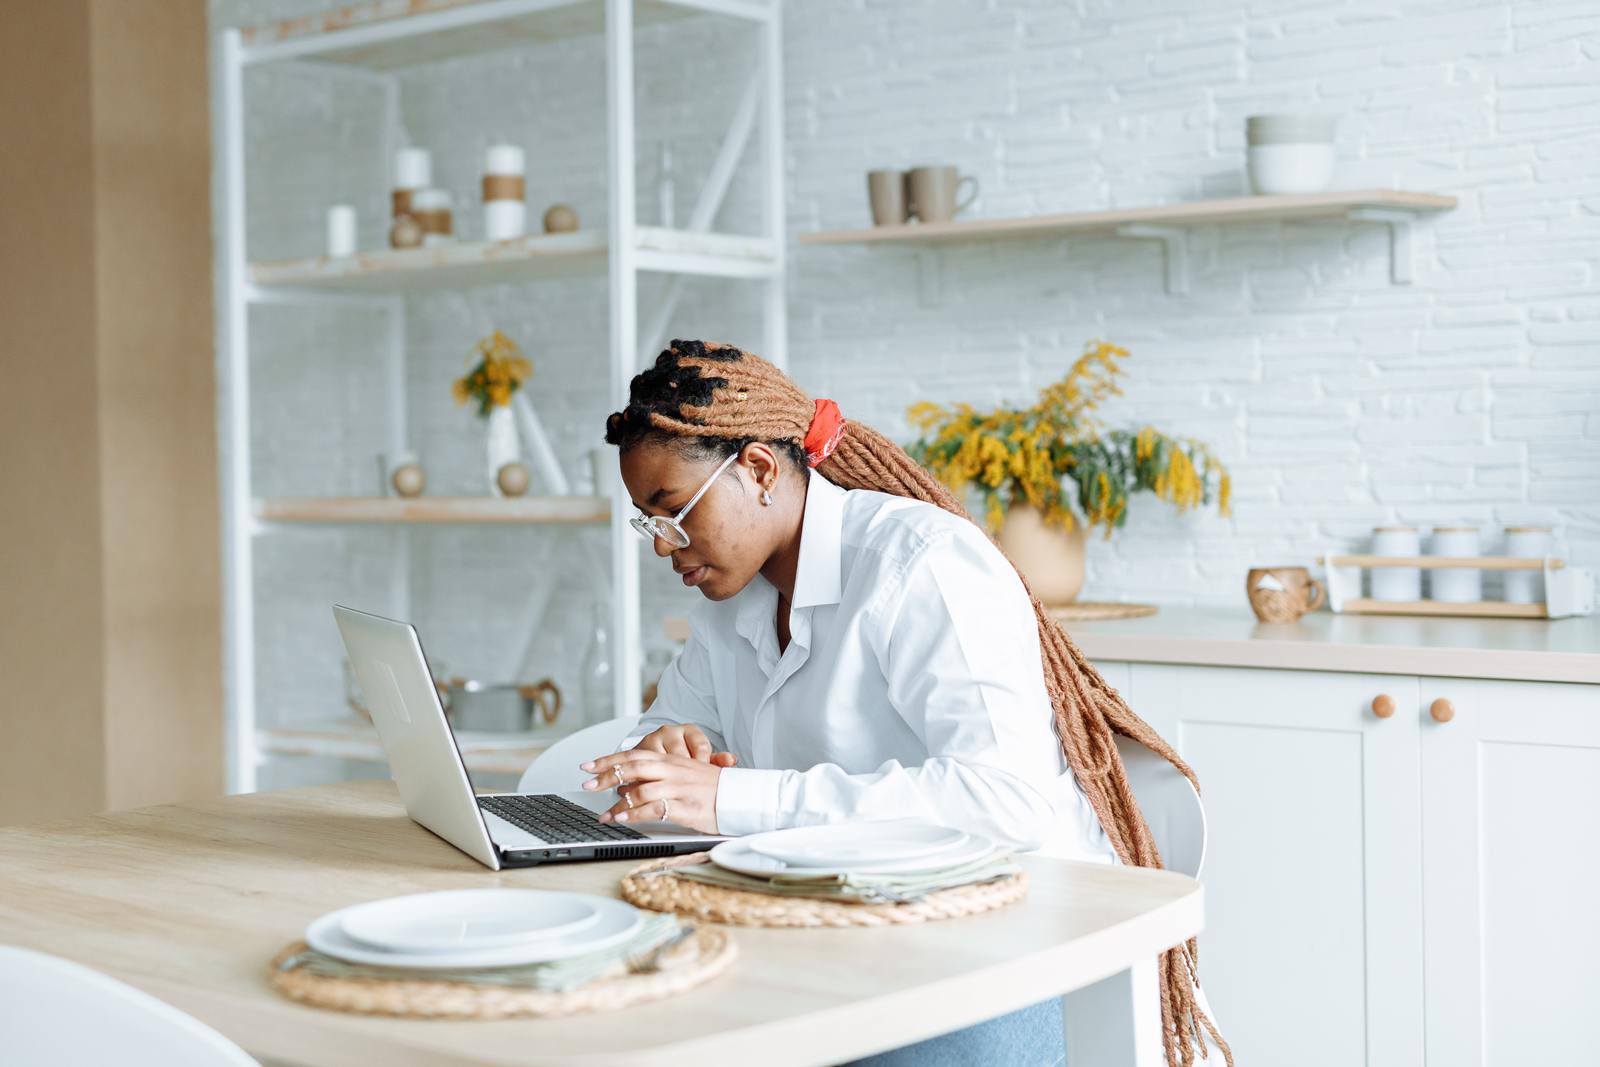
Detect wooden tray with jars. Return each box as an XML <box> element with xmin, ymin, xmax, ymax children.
<box><xmin>1317</xmin><ymin>554</ymin><xmax>1593</xmax><ymax>619</ymax></box>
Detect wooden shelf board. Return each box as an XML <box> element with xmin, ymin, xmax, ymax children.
<box><xmin>256</xmin><ymin>495</ymin><xmax>610</xmax><ymax>525</ymax></box>
<box><xmin>250</xmin><ymin>231</ymin><xmax>607</xmax><ymax>292</ymax></box>
<box><xmin>1338</xmin><ymin>599</ymin><xmax>1549</xmax><ymax>620</ymax></box>
<box><xmin>799</xmin><ymin>189</ymin><xmax>1458</xmax><ymax>247</ymax></box>
<box><xmin>249</xmin><ymin>228</ymin><xmax>777</xmax><ymax>293</ymax></box>
<box><xmin>240</xmin><ymin>0</ymin><xmax>692</xmax><ymax>70</ymax></box>
<box><xmin>257</xmin><ymin>717</ymin><xmax>556</xmax><ymax>776</ymax></box>
<box><xmin>1321</xmin><ymin>554</ymin><xmax>1564</xmax><ymax>571</ymax></box>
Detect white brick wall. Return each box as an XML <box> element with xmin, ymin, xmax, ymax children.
<box><xmin>211</xmin><ymin>0</ymin><xmax>1598</xmax><ymax>784</ymax></box>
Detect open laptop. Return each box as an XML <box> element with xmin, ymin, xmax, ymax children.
<box><xmin>333</xmin><ymin>604</ymin><xmax>727</xmax><ymax>870</ymax></box>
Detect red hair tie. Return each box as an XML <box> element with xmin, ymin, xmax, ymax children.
<box><xmin>803</xmin><ymin>398</ymin><xmax>846</xmax><ymax>467</ymax></box>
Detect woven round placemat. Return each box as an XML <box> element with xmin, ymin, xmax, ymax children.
<box><xmin>1049</xmin><ymin>601</ymin><xmax>1158</xmax><ymax>621</ymax></box>
<box><xmin>619</xmin><ymin>854</ymin><xmax>1028</xmax><ymax>928</ymax></box>
<box><xmin>267</xmin><ymin>927</ymin><xmax>735</xmax><ymax>1020</ymax></box>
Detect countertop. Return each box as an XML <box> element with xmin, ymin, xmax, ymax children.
<box><xmin>1059</xmin><ymin>607</ymin><xmax>1600</xmax><ymax>685</ymax></box>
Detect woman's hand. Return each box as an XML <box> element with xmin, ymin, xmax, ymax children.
<box><xmin>631</xmin><ymin>723</ymin><xmax>739</xmax><ymax>768</ymax></box>
<box><xmin>578</xmin><ymin>750</ymin><xmax>726</xmax><ymax>834</ymax></box>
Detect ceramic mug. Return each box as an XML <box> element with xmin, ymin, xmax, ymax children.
<box><xmin>1246</xmin><ymin>566</ymin><xmax>1326</xmax><ymax>622</ymax></box>
<box><xmin>906</xmin><ymin>165</ymin><xmax>978</xmax><ymax>223</ymax></box>
<box><xmin>867</xmin><ymin>169</ymin><xmax>909</xmax><ymax>226</ymax></box>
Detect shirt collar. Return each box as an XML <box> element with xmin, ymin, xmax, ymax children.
<box><xmin>790</xmin><ymin>468</ymin><xmax>845</xmax><ymax>610</ymax></box>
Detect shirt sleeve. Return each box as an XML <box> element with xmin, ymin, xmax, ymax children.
<box><xmin>615</xmin><ymin>612</ymin><xmax>729</xmax><ymax>754</ymax></box>
<box><xmin>714</xmin><ymin>529</ymin><xmax>1065</xmax><ymax>850</ymax></box>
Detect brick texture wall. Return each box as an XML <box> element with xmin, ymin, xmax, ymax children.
<box><xmin>210</xmin><ymin>0</ymin><xmax>1597</xmax><ymax>783</ymax></box>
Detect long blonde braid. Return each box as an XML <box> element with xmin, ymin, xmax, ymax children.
<box><xmin>607</xmin><ymin>341</ymin><xmax>1231</xmax><ymax>1067</ymax></box>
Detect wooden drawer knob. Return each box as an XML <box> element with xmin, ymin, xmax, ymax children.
<box><xmin>1429</xmin><ymin>698</ymin><xmax>1456</xmax><ymax>723</ymax></box>
<box><xmin>1371</xmin><ymin>694</ymin><xmax>1396</xmax><ymax>719</ymax></box>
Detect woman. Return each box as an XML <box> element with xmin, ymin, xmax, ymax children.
<box><xmin>580</xmin><ymin>340</ymin><xmax>1228</xmax><ymax>1067</ymax></box>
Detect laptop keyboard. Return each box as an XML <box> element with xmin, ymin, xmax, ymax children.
<box><xmin>478</xmin><ymin>793</ymin><xmax>648</xmax><ymax>844</ymax></box>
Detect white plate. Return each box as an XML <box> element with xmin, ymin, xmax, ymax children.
<box><xmin>711</xmin><ymin>832</ymin><xmax>998</xmax><ymax>879</ymax></box>
<box><xmin>744</xmin><ymin>821</ymin><xmax>970</xmax><ymax>868</ymax></box>
<box><xmin>339</xmin><ymin>889</ymin><xmax>601</xmax><ymax>954</ymax></box>
<box><xmin>306</xmin><ymin>895</ymin><xmax>643</xmax><ymax>969</ymax></box>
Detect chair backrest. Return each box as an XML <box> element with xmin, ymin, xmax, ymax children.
<box><xmin>1113</xmin><ymin>734</ymin><xmax>1207</xmax><ymax>879</ymax></box>
<box><xmin>0</xmin><ymin>946</ymin><xmax>258</xmax><ymax>1067</ymax></box>
<box><xmin>518</xmin><ymin>715</ymin><xmax>644</xmax><ymax>794</ymax></box>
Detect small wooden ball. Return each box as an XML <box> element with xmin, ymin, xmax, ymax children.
<box><xmin>391</xmin><ymin>462</ymin><xmax>426</xmax><ymax>498</ymax></box>
<box><xmin>496</xmin><ymin>461</ymin><xmax>531</xmax><ymax>497</ymax></box>
<box><xmin>389</xmin><ymin>213</ymin><xmax>424</xmax><ymax>249</ymax></box>
<box><xmin>542</xmin><ymin>203</ymin><xmax>579</xmax><ymax>233</ymax></box>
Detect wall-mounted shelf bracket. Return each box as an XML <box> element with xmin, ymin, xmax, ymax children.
<box><xmin>1345</xmin><ymin>208</ymin><xmax>1416</xmax><ymax>284</ymax></box>
<box><xmin>1114</xmin><ymin>224</ymin><xmax>1189</xmax><ymax>295</ymax></box>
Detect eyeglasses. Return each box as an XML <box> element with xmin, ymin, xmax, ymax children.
<box><xmin>627</xmin><ymin>452</ymin><xmax>739</xmax><ymax>549</ymax></box>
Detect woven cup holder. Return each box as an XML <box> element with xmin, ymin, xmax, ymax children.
<box><xmin>267</xmin><ymin>926</ymin><xmax>736</xmax><ymax>1020</ymax></box>
<box><xmin>619</xmin><ymin>853</ymin><xmax>1028</xmax><ymax>928</ymax></box>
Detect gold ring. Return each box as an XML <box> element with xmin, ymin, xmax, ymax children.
<box><xmin>660</xmin><ymin>798</ymin><xmax>670</xmax><ymax>823</ymax></box>
<box><xmin>614</xmin><ymin>766</ymin><xmax>626</xmax><ymax>788</ymax></box>
<box><xmin>624</xmin><ymin>790</ymin><xmax>635</xmax><ymax>808</ymax></box>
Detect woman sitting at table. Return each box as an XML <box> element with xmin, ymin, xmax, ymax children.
<box><xmin>581</xmin><ymin>340</ymin><xmax>1229</xmax><ymax>1067</ymax></box>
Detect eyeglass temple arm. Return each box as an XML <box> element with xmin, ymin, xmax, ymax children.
<box><xmin>673</xmin><ymin>452</ymin><xmax>739</xmax><ymax>520</ymax></box>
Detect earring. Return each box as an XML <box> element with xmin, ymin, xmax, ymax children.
<box><xmin>761</xmin><ymin>488</ymin><xmax>773</xmax><ymax>506</ymax></box>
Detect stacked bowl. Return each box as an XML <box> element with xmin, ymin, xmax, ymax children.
<box><xmin>1246</xmin><ymin>114</ymin><xmax>1338</xmax><ymax>195</ymax></box>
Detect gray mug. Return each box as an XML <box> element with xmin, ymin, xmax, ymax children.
<box><xmin>907</xmin><ymin>165</ymin><xmax>978</xmax><ymax>223</ymax></box>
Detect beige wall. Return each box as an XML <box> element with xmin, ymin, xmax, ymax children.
<box><xmin>0</xmin><ymin>0</ymin><xmax>220</xmax><ymax>824</ymax></box>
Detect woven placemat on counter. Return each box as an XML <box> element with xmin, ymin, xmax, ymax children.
<box><xmin>1049</xmin><ymin>601</ymin><xmax>1159</xmax><ymax>621</ymax></box>
<box><xmin>267</xmin><ymin>927</ymin><xmax>735</xmax><ymax>1020</ymax></box>
<box><xmin>619</xmin><ymin>854</ymin><xmax>1028</xmax><ymax>928</ymax></box>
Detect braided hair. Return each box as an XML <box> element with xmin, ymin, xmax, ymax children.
<box><xmin>606</xmin><ymin>340</ymin><xmax>1231</xmax><ymax>1067</ymax></box>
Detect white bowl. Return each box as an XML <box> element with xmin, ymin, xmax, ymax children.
<box><xmin>1248</xmin><ymin>143</ymin><xmax>1336</xmax><ymax>195</ymax></box>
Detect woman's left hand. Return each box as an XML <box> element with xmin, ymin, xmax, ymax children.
<box><xmin>578</xmin><ymin>751</ymin><xmax>724</xmax><ymax>834</ymax></box>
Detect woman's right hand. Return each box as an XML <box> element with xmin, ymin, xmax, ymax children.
<box><xmin>634</xmin><ymin>723</ymin><xmax>738</xmax><ymax>768</ymax></box>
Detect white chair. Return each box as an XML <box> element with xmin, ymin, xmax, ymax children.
<box><xmin>0</xmin><ymin>945</ymin><xmax>258</xmax><ymax>1066</ymax></box>
<box><xmin>517</xmin><ymin>715</ymin><xmax>643</xmax><ymax>794</ymax></box>
<box><xmin>1061</xmin><ymin>735</ymin><xmax>1221</xmax><ymax>1067</ymax></box>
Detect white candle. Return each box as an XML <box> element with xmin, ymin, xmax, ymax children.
<box><xmin>484</xmin><ymin>143</ymin><xmax>526</xmax><ymax>176</ymax></box>
<box><xmin>325</xmin><ymin>204</ymin><xmax>357</xmax><ymax>257</ymax></box>
<box><xmin>393</xmin><ymin>146</ymin><xmax>432</xmax><ymax>189</ymax></box>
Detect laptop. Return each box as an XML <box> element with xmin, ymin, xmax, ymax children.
<box><xmin>332</xmin><ymin>604</ymin><xmax>728</xmax><ymax>870</ymax></box>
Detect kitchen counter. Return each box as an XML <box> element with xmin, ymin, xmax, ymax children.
<box><xmin>1058</xmin><ymin>607</ymin><xmax>1599</xmax><ymax>685</ymax></box>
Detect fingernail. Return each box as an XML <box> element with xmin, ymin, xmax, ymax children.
<box><xmin>598</xmin><ymin>812</ymin><xmax>611</xmax><ymax>823</ymax></box>
<box><xmin>579</xmin><ymin>761</ymin><xmax>595</xmax><ymax>771</ymax></box>
<box><xmin>615</xmin><ymin>812</ymin><xmax>629</xmax><ymax>823</ymax></box>
<box><xmin>581</xmin><ymin>779</ymin><xmax>597</xmax><ymax>790</ymax></box>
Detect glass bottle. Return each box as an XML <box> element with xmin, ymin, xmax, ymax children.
<box><xmin>579</xmin><ymin>600</ymin><xmax>614</xmax><ymax>727</ymax></box>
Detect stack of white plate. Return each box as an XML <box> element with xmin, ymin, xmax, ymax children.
<box><xmin>709</xmin><ymin>820</ymin><xmax>999</xmax><ymax>879</ymax></box>
<box><xmin>305</xmin><ymin>889</ymin><xmax>643</xmax><ymax>969</ymax></box>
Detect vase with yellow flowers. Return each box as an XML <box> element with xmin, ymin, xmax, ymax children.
<box><xmin>453</xmin><ymin>330</ymin><xmax>533</xmax><ymax>497</ymax></box>
<box><xmin>907</xmin><ymin>341</ymin><xmax>1232</xmax><ymax>605</ymax></box>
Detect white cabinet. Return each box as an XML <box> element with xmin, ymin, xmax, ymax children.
<box><xmin>1130</xmin><ymin>663</ymin><xmax>1424</xmax><ymax>1067</ymax></box>
<box><xmin>1418</xmin><ymin>677</ymin><xmax>1600</xmax><ymax>1067</ymax></box>
<box><xmin>1111</xmin><ymin>661</ymin><xmax>1599</xmax><ymax>1067</ymax></box>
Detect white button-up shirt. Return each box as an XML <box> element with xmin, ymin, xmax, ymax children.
<box><xmin>623</xmin><ymin>468</ymin><xmax>1119</xmax><ymax>862</ymax></box>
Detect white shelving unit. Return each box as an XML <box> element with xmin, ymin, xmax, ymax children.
<box><xmin>213</xmin><ymin>0</ymin><xmax>786</xmax><ymax>792</ymax></box>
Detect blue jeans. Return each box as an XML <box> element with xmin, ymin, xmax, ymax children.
<box><xmin>839</xmin><ymin>996</ymin><xmax>1065</xmax><ymax>1066</ymax></box>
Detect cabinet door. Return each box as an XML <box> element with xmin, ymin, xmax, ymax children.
<box><xmin>1132</xmin><ymin>664</ymin><xmax>1424</xmax><ymax>1067</ymax></box>
<box><xmin>1419</xmin><ymin>677</ymin><xmax>1600</xmax><ymax>1067</ymax></box>
<box><xmin>1092</xmin><ymin>659</ymin><xmax>1132</xmax><ymax>699</ymax></box>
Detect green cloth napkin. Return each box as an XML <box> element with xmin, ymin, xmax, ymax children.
<box><xmin>675</xmin><ymin>853</ymin><xmax>1022</xmax><ymax>905</ymax></box>
<box><xmin>279</xmin><ymin>911</ymin><xmax>688</xmax><ymax>992</ymax></box>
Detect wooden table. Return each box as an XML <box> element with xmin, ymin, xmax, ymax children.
<box><xmin>0</xmin><ymin>781</ymin><xmax>1201</xmax><ymax>1066</ymax></box>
